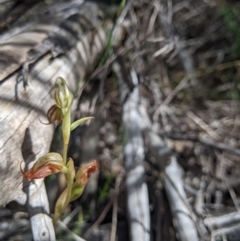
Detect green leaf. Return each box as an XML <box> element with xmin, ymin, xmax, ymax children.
<box><xmin>70</xmin><ymin>117</ymin><xmax>94</xmax><ymax>131</ymax></box>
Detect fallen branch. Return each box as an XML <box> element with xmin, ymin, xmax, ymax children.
<box><xmin>210</xmin><ymin>224</ymin><xmax>240</xmax><ymax>239</ymax></box>
<box><xmin>163</xmin><ymin>133</ymin><xmax>240</xmax><ymax>158</ymax></box>
<box><xmin>145</xmin><ymin>129</ymin><xmax>200</xmax><ymax>241</ymax></box>
<box><xmin>204</xmin><ymin>212</ymin><xmax>240</xmax><ymax>230</ymax></box>
<box><xmin>114</xmin><ymin>59</ymin><xmax>151</xmax><ymax>241</ymax></box>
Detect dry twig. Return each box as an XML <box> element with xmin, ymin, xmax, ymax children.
<box><xmin>187</xmin><ymin>111</ymin><xmax>221</xmax><ymax>140</ymax></box>
<box><xmin>57</xmin><ymin>221</ymin><xmax>86</xmax><ymax>241</ymax></box>
<box><xmin>83</xmin><ymin>199</ymin><xmax>113</xmax><ymax>238</ymax></box>
<box><xmin>110</xmin><ymin>172</ymin><xmax>123</xmax><ymax>241</ymax></box>
<box><xmin>164</xmin><ymin>133</ymin><xmax>240</xmax><ymax>158</ymax></box>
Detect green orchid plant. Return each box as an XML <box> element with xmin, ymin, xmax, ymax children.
<box><xmin>21</xmin><ymin>77</ymin><xmax>98</xmax><ymax>225</ymax></box>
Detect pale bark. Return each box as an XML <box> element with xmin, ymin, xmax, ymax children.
<box><xmin>114</xmin><ymin>61</ymin><xmax>151</xmax><ymax>241</ymax></box>
<box><xmin>0</xmin><ymin>1</ymin><xmax>110</xmax><ymax>240</ymax></box>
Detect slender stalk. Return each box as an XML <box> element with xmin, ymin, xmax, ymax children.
<box><xmin>62</xmin><ymin>107</ymin><xmax>71</xmax><ymax>164</ymax></box>
<box><xmin>63</xmin><ymin>143</ymin><xmax>68</xmax><ymax>165</ymax></box>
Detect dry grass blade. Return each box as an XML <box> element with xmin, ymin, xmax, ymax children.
<box><xmin>110</xmin><ymin>172</ymin><xmax>123</xmax><ymax>241</ymax></box>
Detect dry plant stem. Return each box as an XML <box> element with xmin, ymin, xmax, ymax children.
<box><xmin>147</xmin><ymin>6</ymin><xmax>159</xmax><ymax>35</ymax></box>
<box><xmin>210</xmin><ymin>224</ymin><xmax>240</xmax><ymax>239</ymax></box>
<box><xmin>152</xmin><ymin>0</ymin><xmax>199</xmax><ymax>121</ymax></box>
<box><xmin>153</xmin><ymin>75</ymin><xmax>190</xmax><ymax>121</ymax></box>
<box><xmin>145</xmin><ymin>130</ymin><xmax>199</xmax><ymax>241</ymax></box>
<box><xmin>156</xmin><ymin>192</ymin><xmax>162</xmax><ymax>241</ymax></box>
<box><xmin>153</xmin><ymin>1</ymin><xmax>201</xmax><ymax>121</ymax></box>
<box><xmin>194</xmin><ymin>176</ymin><xmax>206</xmax><ymax>216</ymax></box>
<box><xmin>166</xmin><ymin>133</ymin><xmax>240</xmax><ymax>158</ymax></box>
<box><xmin>110</xmin><ymin>173</ymin><xmax>123</xmax><ymax>241</ymax></box>
<box><xmin>114</xmin><ymin>61</ymin><xmax>150</xmax><ymax>241</ymax></box>
<box><xmin>162</xmin><ymin>75</ymin><xmax>189</xmax><ymax>106</ymax></box>
<box><xmin>157</xmin><ymin>2</ymin><xmax>197</xmax><ymax>83</ymax></box>
<box><xmin>63</xmin><ymin>206</ymin><xmax>81</xmax><ymax>226</ymax></box>
<box><xmin>57</xmin><ymin>221</ymin><xmax>86</xmax><ymax>241</ymax></box>
<box><xmin>187</xmin><ymin>111</ymin><xmax>221</xmax><ymax>140</ymax></box>
<box><xmin>56</xmin><ymin>206</ymin><xmax>81</xmax><ymax>234</ymax></box>
<box><xmin>116</xmin><ymin>0</ymin><xmax>133</xmax><ymax>26</ymax></box>
<box><xmin>83</xmin><ymin>198</ymin><xmax>113</xmax><ymax>237</ymax></box>
<box><xmin>223</xmin><ymin>173</ymin><xmax>240</xmax><ymax>212</ymax></box>
<box><xmin>204</xmin><ymin>212</ymin><xmax>240</xmax><ymax>230</ymax></box>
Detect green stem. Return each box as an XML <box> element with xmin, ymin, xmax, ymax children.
<box><xmin>63</xmin><ymin>143</ymin><xmax>68</xmax><ymax>165</ymax></box>
<box><xmin>62</xmin><ymin>107</ymin><xmax>71</xmax><ymax>165</ymax></box>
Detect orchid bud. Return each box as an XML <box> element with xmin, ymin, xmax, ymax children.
<box><xmin>47</xmin><ymin>104</ymin><xmax>63</xmax><ymax>125</ymax></box>
<box><xmin>53</xmin><ymin>77</ymin><xmax>73</xmax><ymax>109</ymax></box>
<box><xmin>21</xmin><ymin>153</ymin><xmax>67</xmax><ymax>180</ymax></box>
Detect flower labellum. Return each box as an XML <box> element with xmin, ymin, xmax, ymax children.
<box><xmin>21</xmin><ymin>153</ymin><xmax>67</xmax><ymax>180</ymax></box>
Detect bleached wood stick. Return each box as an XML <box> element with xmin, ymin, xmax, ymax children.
<box><xmin>211</xmin><ymin>223</ymin><xmax>240</xmax><ymax>239</ymax></box>
<box><xmin>146</xmin><ymin>130</ymin><xmax>199</xmax><ymax>241</ymax></box>
<box><xmin>164</xmin><ymin>157</ymin><xmax>199</xmax><ymax>241</ymax></box>
<box><xmin>114</xmin><ymin>61</ymin><xmax>150</xmax><ymax>241</ymax></box>
<box><xmin>204</xmin><ymin>212</ymin><xmax>240</xmax><ymax>229</ymax></box>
